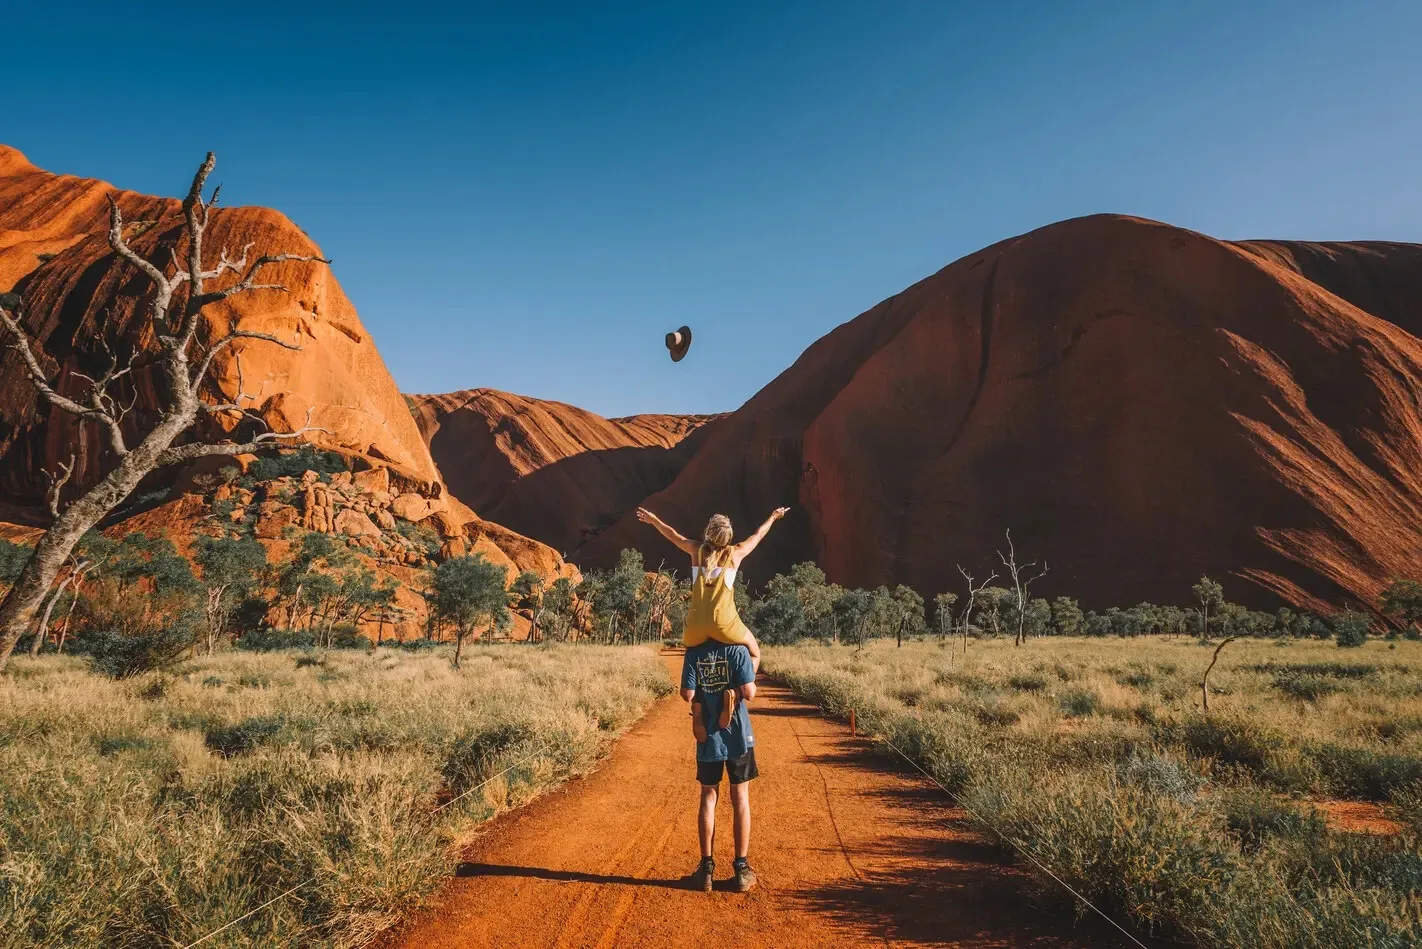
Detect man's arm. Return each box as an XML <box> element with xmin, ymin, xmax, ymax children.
<box><xmin>680</xmin><ymin>652</ymin><xmax>697</xmax><ymax>702</ymax></box>
<box><xmin>731</xmin><ymin>646</ymin><xmax>757</xmax><ymax>701</ymax></box>
<box><xmin>732</xmin><ymin>507</ymin><xmax>789</xmax><ymax>562</ymax></box>
<box><xmin>636</xmin><ymin>507</ymin><xmax>700</xmax><ymax>556</ymax></box>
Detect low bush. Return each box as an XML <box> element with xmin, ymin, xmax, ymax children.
<box><xmin>73</xmin><ymin>624</ymin><xmax>196</xmax><ymax>679</ymax></box>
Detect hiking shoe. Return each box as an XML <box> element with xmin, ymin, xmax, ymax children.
<box><xmin>731</xmin><ymin>858</ymin><xmax>757</xmax><ymax>893</ymax></box>
<box><xmin>718</xmin><ymin>688</ymin><xmax>736</xmax><ymax>730</ymax></box>
<box><xmin>691</xmin><ymin>701</ymin><xmax>708</xmax><ymax>743</ymax></box>
<box><xmin>689</xmin><ymin>857</ymin><xmax>715</xmax><ymax>893</ymax></box>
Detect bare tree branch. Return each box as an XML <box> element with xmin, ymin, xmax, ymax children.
<box><xmin>188</xmin><ymin>252</ymin><xmax>330</xmax><ymax>312</ymax></box>
<box><xmin>191</xmin><ymin>328</ymin><xmax>300</xmax><ymax>393</ymax></box>
<box><xmin>43</xmin><ymin>455</ymin><xmax>76</xmax><ymax>519</ymax></box>
<box><xmin>0</xmin><ymin>302</ymin><xmax>127</xmax><ymax>439</ymax></box>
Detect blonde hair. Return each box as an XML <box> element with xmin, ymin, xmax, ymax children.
<box><xmin>700</xmin><ymin>514</ymin><xmax>734</xmax><ymax>568</ymax></box>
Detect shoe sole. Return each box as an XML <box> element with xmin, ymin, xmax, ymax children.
<box><xmin>719</xmin><ymin>688</ymin><xmax>736</xmax><ymax>730</ymax></box>
<box><xmin>733</xmin><ymin>876</ymin><xmax>756</xmax><ymax>893</ymax></box>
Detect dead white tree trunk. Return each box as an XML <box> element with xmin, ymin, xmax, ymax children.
<box><xmin>957</xmin><ymin>565</ymin><xmax>997</xmax><ymax>657</ymax></box>
<box><xmin>998</xmin><ymin>529</ymin><xmax>1048</xmax><ymax>646</ymax></box>
<box><xmin>0</xmin><ymin>152</ymin><xmax>329</xmax><ymax>671</ymax></box>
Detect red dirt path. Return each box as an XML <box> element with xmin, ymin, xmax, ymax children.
<box><xmin>384</xmin><ymin>652</ymin><xmax>1135</xmax><ymax>948</ymax></box>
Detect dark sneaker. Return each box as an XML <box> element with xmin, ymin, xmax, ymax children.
<box><xmin>691</xmin><ymin>701</ymin><xmax>708</xmax><ymax>743</ymax></box>
<box><xmin>731</xmin><ymin>858</ymin><xmax>757</xmax><ymax>893</ymax></box>
<box><xmin>718</xmin><ymin>688</ymin><xmax>736</xmax><ymax>730</ymax></box>
<box><xmin>689</xmin><ymin>857</ymin><xmax>715</xmax><ymax>893</ymax></box>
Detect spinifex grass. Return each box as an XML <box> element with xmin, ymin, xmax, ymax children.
<box><xmin>0</xmin><ymin>644</ymin><xmax>671</xmax><ymax>948</ymax></box>
<box><xmin>766</xmin><ymin>637</ymin><xmax>1422</xmax><ymax>948</ymax></box>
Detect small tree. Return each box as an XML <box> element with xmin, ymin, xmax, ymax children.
<box><xmin>432</xmin><ymin>554</ymin><xmax>509</xmax><ymax>667</ymax></box>
<box><xmin>1192</xmin><ymin>576</ymin><xmax>1225</xmax><ymax>639</ymax></box>
<box><xmin>831</xmin><ymin>588</ymin><xmax>873</xmax><ymax>649</ymax></box>
<box><xmin>997</xmin><ymin>530</ymin><xmax>1047</xmax><ymax>646</ymax></box>
<box><xmin>1050</xmin><ymin>596</ymin><xmax>1083</xmax><ymax>636</ymax></box>
<box><xmin>542</xmin><ymin>576</ymin><xmax>578</xmax><ymax>641</ymax></box>
<box><xmin>194</xmin><ymin>535</ymin><xmax>267</xmax><ymax>654</ymax></box>
<box><xmin>1381</xmin><ymin>580</ymin><xmax>1422</xmax><ymax>639</ymax></box>
<box><xmin>955</xmin><ymin>566</ymin><xmax>998</xmax><ymax>654</ymax></box>
<box><xmin>932</xmin><ymin>592</ymin><xmax>958</xmax><ymax>640</ymax></box>
<box><xmin>1331</xmin><ymin>610</ymin><xmax>1372</xmax><ymax>648</ymax></box>
<box><xmin>891</xmin><ymin>585</ymin><xmax>926</xmax><ymax>646</ymax></box>
<box><xmin>0</xmin><ymin>152</ymin><xmax>329</xmax><ymax>670</ymax></box>
<box><xmin>509</xmin><ymin>570</ymin><xmax>546</xmax><ymax>642</ymax></box>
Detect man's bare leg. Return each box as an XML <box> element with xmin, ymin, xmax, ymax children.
<box><xmin>729</xmin><ymin>781</ymin><xmax>751</xmax><ymax>858</ymax></box>
<box><xmin>699</xmin><ymin>784</ymin><xmax>718</xmax><ymax>858</ymax></box>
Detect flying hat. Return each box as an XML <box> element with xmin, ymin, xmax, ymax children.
<box><xmin>665</xmin><ymin>325</ymin><xmax>692</xmax><ymax>362</ymax></box>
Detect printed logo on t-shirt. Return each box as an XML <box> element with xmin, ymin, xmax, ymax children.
<box><xmin>696</xmin><ymin>654</ymin><xmax>730</xmax><ymax>692</ymax></box>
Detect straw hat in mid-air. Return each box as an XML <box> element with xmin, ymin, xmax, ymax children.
<box><xmin>666</xmin><ymin>325</ymin><xmax>692</xmax><ymax>362</ymax></box>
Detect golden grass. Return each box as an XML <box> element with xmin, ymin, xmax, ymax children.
<box><xmin>767</xmin><ymin>637</ymin><xmax>1422</xmax><ymax>948</ymax></box>
<box><xmin>0</xmin><ymin>644</ymin><xmax>671</xmax><ymax>948</ymax></box>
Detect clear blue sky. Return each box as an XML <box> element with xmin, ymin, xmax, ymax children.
<box><xmin>6</xmin><ymin>1</ymin><xmax>1421</xmax><ymax>417</ymax></box>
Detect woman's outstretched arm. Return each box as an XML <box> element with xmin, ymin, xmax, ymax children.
<box><xmin>733</xmin><ymin>507</ymin><xmax>790</xmax><ymax>562</ymax></box>
<box><xmin>635</xmin><ymin>507</ymin><xmax>700</xmax><ymax>556</ymax></box>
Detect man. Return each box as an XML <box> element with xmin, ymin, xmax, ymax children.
<box><xmin>681</xmin><ymin>636</ymin><xmax>758</xmax><ymax>893</ymax></box>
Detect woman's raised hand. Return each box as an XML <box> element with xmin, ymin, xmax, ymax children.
<box><xmin>635</xmin><ymin>507</ymin><xmax>656</xmax><ymax>524</ymax></box>
<box><xmin>771</xmin><ymin>506</ymin><xmax>790</xmax><ymax>520</ymax></box>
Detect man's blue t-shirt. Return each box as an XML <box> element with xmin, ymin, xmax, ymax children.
<box><xmin>681</xmin><ymin>642</ymin><xmax>756</xmax><ymax>762</ymax></box>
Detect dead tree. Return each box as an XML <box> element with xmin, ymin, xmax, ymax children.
<box><xmin>956</xmin><ymin>565</ymin><xmax>998</xmax><ymax>656</ymax></box>
<box><xmin>998</xmin><ymin>529</ymin><xmax>1047</xmax><ymax>646</ymax></box>
<box><xmin>1200</xmin><ymin>635</ymin><xmax>1239</xmax><ymax>713</ymax></box>
<box><xmin>0</xmin><ymin>152</ymin><xmax>328</xmax><ymax>670</ymax></box>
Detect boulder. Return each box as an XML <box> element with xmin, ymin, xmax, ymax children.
<box><xmin>373</xmin><ymin>508</ymin><xmax>396</xmax><ymax>531</ymax></box>
<box><xmin>255</xmin><ymin>505</ymin><xmax>299</xmax><ymax>540</ymax></box>
<box><xmin>334</xmin><ymin>509</ymin><xmax>381</xmax><ymax>539</ymax></box>
<box><xmin>391</xmin><ymin>493</ymin><xmax>434</xmax><ymax>522</ymax></box>
<box><xmin>353</xmin><ymin>467</ymin><xmax>390</xmax><ymax>495</ymax></box>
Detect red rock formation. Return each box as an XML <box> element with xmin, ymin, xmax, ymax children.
<box><xmin>409</xmin><ymin>388</ymin><xmax>718</xmax><ymax>556</ymax></box>
<box><xmin>0</xmin><ymin>143</ymin><xmax>440</xmax><ymax>499</ymax></box>
<box><xmin>0</xmin><ymin>145</ymin><xmax>575</xmax><ymax>587</ymax></box>
<box><xmin>579</xmin><ymin>215</ymin><xmax>1422</xmax><ymax>612</ymax></box>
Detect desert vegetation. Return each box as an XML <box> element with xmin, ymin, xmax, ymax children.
<box><xmin>766</xmin><ymin>635</ymin><xmax>1422</xmax><ymax>947</ymax></box>
<box><xmin>0</xmin><ymin>643</ymin><xmax>671</xmax><ymax>948</ymax></box>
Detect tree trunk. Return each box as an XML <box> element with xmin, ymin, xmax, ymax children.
<box><xmin>0</xmin><ymin>415</ymin><xmax>193</xmax><ymax>670</ymax></box>
<box><xmin>453</xmin><ymin>629</ymin><xmax>466</xmax><ymax>668</ymax></box>
<box><xmin>30</xmin><ymin>569</ymin><xmax>75</xmax><ymax>656</ymax></box>
<box><xmin>57</xmin><ymin>572</ymin><xmax>86</xmax><ymax>654</ymax></box>
<box><xmin>1201</xmin><ymin>636</ymin><xmax>1238</xmax><ymax>712</ymax></box>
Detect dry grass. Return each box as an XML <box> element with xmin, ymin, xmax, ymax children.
<box><xmin>0</xmin><ymin>644</ymin><xmax>671</xmax><ymax>948</ymax></box>
<box><xmin>767</xmin><ymin>637</ymin><xmax>1422</xmax><ymax>948</ymax></box>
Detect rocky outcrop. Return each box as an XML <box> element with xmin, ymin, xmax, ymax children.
<box><xmin>409</xmin><ymin>388</ymin><xmax>718</xmax><ymax>555</ymax></box>
<box><xmin>0</xmin><ymin>144</ymin><xmax>441</xmax><ymax>501</ymax></box>
<box><xmin>579</xmin><ymin>215</ymin><xmax>1422</xmax><ymax>612</ymax></box>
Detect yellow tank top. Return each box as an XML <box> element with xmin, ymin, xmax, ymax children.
<box><xmin>682</xmin><ymin>552</ymin><xmax>753</xmax><ymax>647</ymax></box>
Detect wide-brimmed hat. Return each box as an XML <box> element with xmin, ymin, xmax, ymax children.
<box><xmin>665</xmin><ymin>325</ymin><xmax>693</xmax><ymax>362</ymax></box>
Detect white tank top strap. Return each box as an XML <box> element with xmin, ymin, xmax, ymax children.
<box><xmin>691</xmin><ymin>565</ymin><xmax>737</xmax><ymax>588</ymax></box>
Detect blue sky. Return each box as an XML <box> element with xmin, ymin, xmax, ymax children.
<box><xmin>6</xmin><ymin>1</ymin><xmax>1421</xmax><ymax>416</ymax></box>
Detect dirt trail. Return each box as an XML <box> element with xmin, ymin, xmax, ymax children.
<box><xmin>387</xmin><ymin>652</ymin><xmax>1131</xmax><ymax>948</ymax></box>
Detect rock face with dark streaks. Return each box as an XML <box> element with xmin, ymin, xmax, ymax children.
<box><xmin>577</xmin><ymin>215</ymin><xmax>1422</xmax><ymax>611</ymax></box>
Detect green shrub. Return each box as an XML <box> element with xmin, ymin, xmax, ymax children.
<box><xmin>1058</xmin><ymin>689</ymin><xmax>1100</xmax><ymax>717</ymax></box>
<box><xmin>1309</xmin><ymin>744</ymin><xmax>1422</xmax><ymax>801</ymax></box>
<box><xmin>1220</xmin><ymin>787</ymin><xmax>1327</xmax><ymax>850</ymax></box>
<box><xmin>74</xmin><ymin>625</ymin><xmax>196</xmax><ymax>679</ymax></box>
<box><xmin>1273</xmin><ymin>672</ymin><xmax>1342</xmax><ymax>701</ymax></box>
<box><xmin>1164</xmin><ymin>716</ymin><xmax>1281</xmax><ymax>771</ymax></box>
<box><xmin>204</xmin><ymin>714</ymin><xmax>292</xmax><ymax>756</ymax></box>
<box><xmin>246</xmin><ymin>445</ymin><xmax>348</xmax><ymax>482</ymax></box>
<box><xmin>1006</xmin><ymin>673</ymin><xmax>1048</xmax><ymax>692</ymax></box>
<box><xmin>235</xmin><ymin>628</ymin><xmax>317</xmax><ymax>652</ymax></box>
<box><xmin>1120</xmin><ymin>750</ymin><xmax>1203</xmax><ymax>802</ymax></box>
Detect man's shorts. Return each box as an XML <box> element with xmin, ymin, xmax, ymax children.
<box><xmin>697</xmin><ymin>749</ymin><xmax>759</xmax><ymax>786</ymax></box>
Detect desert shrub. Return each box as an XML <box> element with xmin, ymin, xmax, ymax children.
<box><xmin>1308</xmin><ymin>744</ymin><xmax>1422</xmax><ymax>801</ymax></box>
<box><xmin>1163</xmin><ymin>715</ymin><xmax>1282</xmax><ymax>772</ymax></box>
<box><xmin>73</xmin><ymin>625</ymin><xmax>196</xmax><ymax>679</ymax></box>
<box><xmin>1006</xmin><ymin>673</ymin><xmax>1048</xmax><ymax>692</ymax></box>
<box><xmin>204</xmin><ymin>714</ymin><xmax>293</xmax><ymax>756</ymax></box>
<box><xmin>1120</xmin><ymin>750</ymin><xmax>1203</xmax><ymax>802</ymax></box>
<box><xmin>246</xmin><ymin>445</ymin><xmax>348</xmax><ymax>482</ymax></box>
<box><xmin>1332</xmin><ymin>611</ymin><xmax>1373</xmax><ymax>648</ymax></box>
<box><xmin>1058</xmin><ymin>688</ymin><xmax>1100</xmax><ymax>717</ymax></box>
<box><xmin>1274</xmin><ymin>672</ymin><xmax>1343</xmax><ymax>701</ymax></box>
<box><xmin>235</xmin><ymin>627</ymin><xmax>317</xmax><ymax>651</ymax></box>
<box><xmin>1220</xmin><ymin>786</ymin><xmax>1327</xmax><ymax>850</ymax></box>
<box><xmin>1116</xmin><ymin>669</ymin><xmax>1155</xmax><ymax>689</ymax></box>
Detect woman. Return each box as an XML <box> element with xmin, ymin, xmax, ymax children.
<box><xmin>635</xmin><ymin>506</ymin><xmax>789</xmax><ymax>731</ymax></box>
